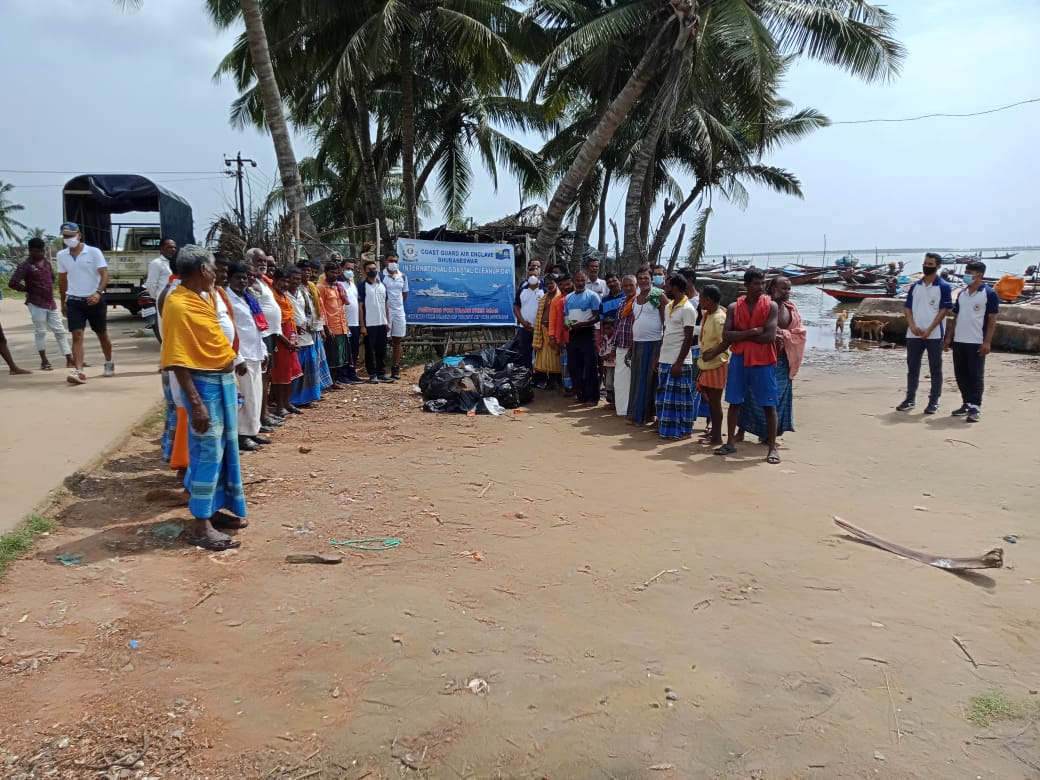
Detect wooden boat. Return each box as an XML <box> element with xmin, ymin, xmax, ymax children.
<box><xmin>785</xmin><ymin>269</ymin><xmax>829</xmax><ymax>285</ymax></box>
<box><xmin>818</xmin><ymin>287</ymin><xmax>897</xmax><ymax>304</ymax></box>
<box><xmin>982</xmin><ymin>252</ymin><xmax>1017</xmax><ymax>260</ymax></box>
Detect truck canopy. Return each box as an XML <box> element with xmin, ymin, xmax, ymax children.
<box><xmin>62</xmin><ymin>174</ymin><xmax>195</xmax><ymax>252</ymax></box>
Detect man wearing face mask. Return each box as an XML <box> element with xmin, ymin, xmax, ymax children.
<box><xmin>359</xmin><ymin>259</ymin><xmax>392</xmax><ymax>382</ymax></box>
<box><xmin>943</xmin><ymin>260</ymin><xmax>999</xmax><ymax>423</ymax></box>
<box><xmin>897</xmin><ymin>252</ymin><xmax>953</xmax><ymax>414</ymax></box>
<box><xmin>651</xmin><ymin>264</ymin><xmax>667</xmax><ymax>290</ymax></box>
<box><xmin>56</xmin><ymin>222</ymin><xmax>114</xmax><ymax>384</ymax></box>
<box><xmin>339</xmin><ymin>258</ymin><xmax>362</xmax><ymax>383</ymax></box>
<box><xmin>380</xmin><ymin>251</ymin><xmax>409</xmax><ymax>380</ymax></box>
<box><xmin>513</xmin><ymin>271</ymin><xmax>544</xmax><ymax>369</ymax></box>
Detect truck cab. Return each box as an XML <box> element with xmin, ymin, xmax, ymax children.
<box><xmin>62</xmin><ymin>174</ymin><xmax>195</xmax><ymax>313</ymax></box>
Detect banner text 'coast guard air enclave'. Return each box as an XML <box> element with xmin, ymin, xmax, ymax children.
<box><xmin>396</xmin><ymin>239</ymin><xmax>516</xmax><ymax>326</ymax></box>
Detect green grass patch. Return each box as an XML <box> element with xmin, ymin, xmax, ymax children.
<box><xmin>0</xmin><ymin>515</ymin><xmax>56</xmax><ymax>576</ymax></box>
<box><xmin>968</xmin><ymin>691</ymin><xmax>1040</xmax><ymax>727</ymax></box>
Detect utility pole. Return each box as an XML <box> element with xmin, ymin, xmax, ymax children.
<box><xmin>224</xmin><ymin>152</ymin><xmax>257</xmax><ymax>236</ymax></box>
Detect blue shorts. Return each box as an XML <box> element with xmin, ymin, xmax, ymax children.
<box><xmin>725</xmin><ymin>353</ymin><xmax>778</xmax><ymax>407</ymax></box>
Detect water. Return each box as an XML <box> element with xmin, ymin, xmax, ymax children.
<box><xmin>704</xmin><ymin>248</ymin><xmax>1040</xmax><ymax>365</ymax></box>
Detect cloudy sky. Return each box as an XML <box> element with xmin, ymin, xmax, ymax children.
<box><xmin>1</xmin><ymin>0</ymin><xmax>1037</xmax><ymax>254</ymax></box>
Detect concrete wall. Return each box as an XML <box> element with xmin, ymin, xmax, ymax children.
<box><xmin>855</xmin><ymin>298</ymin><xmax>1040</xmax><ymax>352</ymax></box>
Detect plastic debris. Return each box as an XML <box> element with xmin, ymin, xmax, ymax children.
<box><xmin>55</xmin><ymin>553</ymin><xmax>83</xmax><ymax>566</ymax></box>
<box><xmin>128</xmin><ymin>640</ymin><xmax>140</xmax><ymax>650</ymax></box>
<box><xmin>1003</xmin><ymin>535</ymin><xmax>1018</xmax><ymax>544</ymax></box>
<box><xmin>151</xmin><ymin>522</ymin><xmax>184</xmax><ymax>541</ymax></box>
<box><xmin>467</xmin><ymin>678</ymin><xmax>489</xmax><ymax>694</ymax></box>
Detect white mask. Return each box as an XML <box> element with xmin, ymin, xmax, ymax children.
<box><xmin>63</xmin><ymin>237</ymin><xmax>80</xmax><ymax>248</ymax></box>
<box><xmin>387</xmin><ymin>262</ymin><xmax>399</xmax><ymax>273</ymax></box>
<box><xmin>528</xmin><ymin>275</ymin><xmax>539</xmax><ymax>286</ymax></box>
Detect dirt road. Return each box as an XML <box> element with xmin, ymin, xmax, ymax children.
<box><xmin>0</xmin><ymin>298</ymin><xmax>164</xmax><ymax>533</ymax></box>
<box><xmin>1</xmin><ymin>348</ymin><xmax>1038</xmax><ymax>779</ymax></box>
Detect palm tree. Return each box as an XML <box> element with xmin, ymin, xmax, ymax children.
<box><xmin>118</xmin><ymin>0</ymin><xmax>327</xmax><ymax>262</ymax></box>
<box><xmin>530</xmin><ymin>0</ymin><xmax>905</xmax><ymax>266</ymax></box>
<box><xmin>0</xmin><ymin>181</ymin><xmax>27</xmax><ymax>244</ymax></box>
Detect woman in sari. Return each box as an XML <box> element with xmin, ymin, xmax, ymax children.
<box><xmin>626</xmin><ymin>268</ymin><xmax>664</xmax><ymax>425</ymax></box>
<box><xmin>532</xmin><ymin>274</ymin><xmax>561</xmax><ymax>388</ymax></box>
<box><xmin>549</xmin><ymin>274</ymin><xmax>574</xmax><ymax>395</ymax></box>
<box><xmin>269</xmin><ymin>267</ymin><xmax>302</xmax><ymax>418</ymax></box>
<box><xmin>160</xmin><ymin>245</ymin><xmax>248</xmax><ymax>551</ymax></box>
<box><xmin>611</xmin><ymin>275</ymin><xmax>637</xmax><ymax>417</ymax></box>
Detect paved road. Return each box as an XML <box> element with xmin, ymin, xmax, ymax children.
<box><xmin>0</xmin><ymin>297</ymin><xmax>163</xmax><ymax>533</ymax></box>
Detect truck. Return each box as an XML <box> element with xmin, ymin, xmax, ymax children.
<box><xmin>62</xmin><ymin>174</ymin><xmax>195</xmax><ymax>313</ymax></box>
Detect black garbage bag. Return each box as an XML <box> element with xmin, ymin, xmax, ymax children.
<box><xmin>418</xmin><ymin>360</ymin><xmax>446</xmax><ymax>394</ymax></box>
<box><xmin>462</xmin><ymin>337</ymin><xmax>522</xmax><ymax>372</ymax></box>
<box><xmin>421</xmin><ymin>365</ymin><xmax>485</xmax><ymax>413</ymax></box>
<box><xmin>490</xmin><ymin>365</ymin><xmax>534</xmax><ymax>408</ymax></box>
<box><xmin>423</xmin><ymin>398</ymin><xmax>452</xmax><ymax>413</ymax></box>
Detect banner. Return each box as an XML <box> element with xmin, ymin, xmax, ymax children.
<box><xmin>396</xmin><ymin>238</ymin><xmax>517</xmax><ymax>326</ymax></box>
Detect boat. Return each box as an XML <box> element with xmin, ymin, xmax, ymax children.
<box><xmin>818</xmin><ymin>287</ymin><xmax>898</xmax><ymax>304</ymax></box>
<box><xmin>783</xmin><ymin>269</ymin><xmax>830</xmax><ymax>285</ymax></box>
<box><xmin>982</xmin><ymin>252</ymin><xmax>1017</xmax><ymax>260</ymax></box>
<box><xmin>415</xmin><ymin>284</ymin><xmax>468</xmax><ymax>298</ymax></box>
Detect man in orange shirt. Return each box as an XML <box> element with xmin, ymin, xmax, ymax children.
<box><xmin>319</xmin><ymin>263</ymin><xmax>350</xmax><ymax>386</ymax></box>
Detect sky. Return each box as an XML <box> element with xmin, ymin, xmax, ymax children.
<box><xmin>1</xmin><ymin>0</ymin><xmax>1037</xmax><ymax>255</ymax></box>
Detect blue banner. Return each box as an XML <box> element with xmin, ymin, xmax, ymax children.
<box><xmin>396</xmin><ymin>239</ymin><xmax>517</xmax><ymax>326</ymax></box>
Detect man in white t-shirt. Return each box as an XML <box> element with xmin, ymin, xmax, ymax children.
<box><xmin>897</xmin><ymin>252</ymin><xmax>953</xmax><ymax>414</ymax></box>
<box><xmin>656</xmin><ymin>274</ymin><xmax>698</xmax><ymax>440</ymax></box>
<box><xmin>380</xmin><ymin>251</ymin><xmax>409</xmax><ymax>380</ymax></box>
<box><xmin>338</xmin><ymin>257</ymin><xmax>362</xmax><ymax>383</ymax></box>
<box><xmin>145</xmin><ymin>237</ymin><xmax>177</xmax><ymax>300</ymax></box>
<box><xmin>246</xmin><ymin>249</ymin><xmax>285</xmax><ymax>428</ymax></box>
<box><xmin>585</xmin><ymin>258</ymin><xmax>608</xmax><ymax>298</ymax></box>
<box><xmin>359</xmin><ymin>259</ymin><xmax>392</xmax><ymax>383</ymax></box>
<box><xmin>56</xmin><ymin>221</ymin><xmax>115</xmax><ymax>384</ymax></box>
<box><xmin>513</xmin><ymin>272</ymin><xmax>544</xmax><ymax>369</ymax></box>
<box><xmin>943</xmin><ymin>260</ymin><xmax>1000</xmax><ymax>423</ymax></box>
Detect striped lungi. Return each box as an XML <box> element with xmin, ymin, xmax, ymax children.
<box><xmin>291</xmin><ymin>343</ymin><xmax>323</xmax><ymax>405</ymax></box>
<box><xmin>183</xmin><ymin>372</ymin><xmax>247</xmax><ymax>520</ymax></box>
<box><xmin>626</xmin><ymin>340</ymin><xmax>660</xmax><ymax>425</ymax></box>
<box><xmin>738</xmin><ymin>354</ymin><xmax>794</xmax><ymax>440</ymax></box>
<box><xmin>655</xmin><ymin>363</ymin><xmax>696</xmax><ymax>439</ymax></box>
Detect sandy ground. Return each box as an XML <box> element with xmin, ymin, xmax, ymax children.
<box><xmin>0</xmin><ymin>298</ymin><xmax>165</xmax><ymax>533</ymax></box>
<box><xmin>0</xmin><ymin>345</ymin><xmax>1038</xmax><ymax>779</ymax></box>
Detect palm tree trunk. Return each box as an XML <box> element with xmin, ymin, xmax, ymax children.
<box><xmin>647</xmin><ymin>181</ymin><xmax>704</xmax><ymax>265</ymax></box>
<box><xmin>571</xmin><ymin>178</ymin><xmax>599</xmax><ymax>270</ymax></box>
<box><xmin>399</xmin><ymin>31</ymin><xmax>419</xmax><ymax>237</ymax></box>
<box><xmin>531</xmin><ymin>22</ymin><xmax>675</xmax><ymax>266</ymax></box>
<box><xmin>666</xmin><ymin>222</ymin><xmax>686</xmax><ymax>272</ymax></box>
<box><xmin>621</xmin><ymin>102</ymin><xmax>668</xmax><ymax>269</ymax></box>
<box><xmin>597</xmin><ymin>168</ymin><xmax>611</xmax><ymax>254</ymax></box>
<box><xmin>238</xmin><ymin>0</ymin><xmax>326</xmax><ymax>262</ymax></box>
<box><xmin>348</xmin><ymin>85</ymin><xmax>390</xmax><ymax>242</ymax></box>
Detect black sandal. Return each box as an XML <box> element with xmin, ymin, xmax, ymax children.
<box><xmin>189</xmin><ymin>536</ymin><xmax>241</xmax><ymax>551</ymax></box>
<box><xmin>211</xmin><ymin>513</ymin><xmax>249</xmax><ymax>530</ymax></box>
<box><xmin>41</xmin><ymin>361</ymin><xmax>53</xmax><ymax>371</ymax></box>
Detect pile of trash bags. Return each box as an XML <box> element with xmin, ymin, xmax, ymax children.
<box><xmin>420</xmin><ymin>338</ymin><xmax>534</xmax><ymax>414</ymax></box>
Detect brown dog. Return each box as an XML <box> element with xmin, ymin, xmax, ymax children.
<box><xmin>835</xmin><ymin>310</ymin><xmax>849</xmax><ymax>334</ymax></box>
<box><xmin>854</xmin><ymin>319</ymin><xmax>886</xmax><ymax>342</ymax></box>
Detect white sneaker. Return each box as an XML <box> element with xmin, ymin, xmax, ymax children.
<box><xmin>67</xmin><ymin>369</ymin><xmax>87</xmax><ymax>385</ymax></box>
<box><xmin>103</xmin><ymin>362</ymin><xmax>115</xmax><ymax>377</ymax></box>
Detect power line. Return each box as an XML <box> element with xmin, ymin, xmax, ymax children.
<box><xmin>0</xmin><ymin>169</ymin><xmax>221</xmax><ymax>175</ymax></box>
<box><xmin>830</xmin><ymin>97</ymin><xmax>1040</xmax><ymax>125</ymax></box>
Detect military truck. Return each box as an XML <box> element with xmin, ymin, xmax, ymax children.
<box><xmin>62</xmin><ymin>174</ymin><xmax>195</xmax><ymax>313</ymax></box>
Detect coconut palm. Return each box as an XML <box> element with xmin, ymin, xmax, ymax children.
<box><xmin>118</xmin><ymin>0</ymin><xmax>327</xmax><ymax>262</ymax></box>
<box><xmin>529</xmin><ymin>0</ymin><xmax>905</xmax><ymax>266</ymax></box>
<box><xmin>0</xmin><ymin>182</ymin><xmax>28</xmax><ymax>244</ymax></box>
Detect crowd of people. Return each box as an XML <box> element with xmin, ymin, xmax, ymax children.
<box><xmin>514</xmin><ymin>258</ymin><xmax>806</xmax><ymax>466</ymax></box>
<box><xmin>2</xmin><ymin>228</ymin><xmax>1002</xmax><ymax>553</ymax></box>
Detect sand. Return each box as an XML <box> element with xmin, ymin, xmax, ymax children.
<box><xmin>0</xmin><ymin>347</ymin><xmax>1038</xmax><ymax>779</ymax></box>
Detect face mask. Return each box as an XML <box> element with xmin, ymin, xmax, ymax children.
<box><xmin>366</xmin><ymin>269</ymin><xmax>378</xmax><ymax>279</ymax></box>
<box><xmin>387</xmin><ymin>263</ymin><xmax>398</xmax><ymax>273</ymax></box>
<box><xmin>528</xmin><ymin>276</ymin><xmax>539</xmax><ymax>286</ymax></box>
<box><xmin>922</xmin><ymin>266</ymin><xmax>937</xmax><ymax>276</ymax></box>
<box><xmin>344</xmin><ymin>271</ymin><xmax>354</xmax><ymax>280</ymax></box>
<box><xmin>63</xmin><ymin>237</ymin><xmax>79</xmax><ymax>248</ymax></box>
<box><xmin>963</xmin><ymin>273</ymin><xmax>976</xmax><ymax>285</ymax></box>
<box><xmin>652</xmin><ymin>274</ymin><xmax>665</xmax><ymax>286</ymax></box>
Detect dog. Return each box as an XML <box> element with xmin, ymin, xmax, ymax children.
<box><xmin>854</xmin><ymin>319</ymin><xmax>886</xmax><ymax>342</ymax></box>
<box><xmin>835</xmin><ymin>310</ymin><xmax>849</xmax><ymax>335</ymax></box>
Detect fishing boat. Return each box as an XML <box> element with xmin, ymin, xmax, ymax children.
<box><xmin>982</xmin><ymin>252</ymin><xmax>1017</xmax><ymax>260</ymax></box>
<box><xmin>783</xmin><ymin>268</ymin><xmax>830</xmax><ymax>285</ymax></box>
<box><xmin>818</xmin><ymin>287</ymin><xmax>898</xmax><ymax>304</ymax></box>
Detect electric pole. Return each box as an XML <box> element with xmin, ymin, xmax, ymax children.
<box><xmin>224</xmin><ymin>152</ymin><xmax>257</xmax><ymax>236</ymax></box>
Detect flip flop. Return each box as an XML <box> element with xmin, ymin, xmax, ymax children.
<box><xmin>40</xmin><ymin>362</ymin><xmax>53</xmax><ymax>371</ymax></box>
<box><xmin>190</xmin><ymin>536</ymin><xmax>241</xmax><ymax>551</ymax></box>
<box><xmin>714</xmin><ymin>443</ymin><xmax>737</xmax><ymax>456</ymax></box>
<box><xmin>766</xmin><ymin>449</ymin><xmax>781</xmax><ymax>464</ymax></box>
<box><xmin>211</xmin><ymin>514</ymin><xmax>249</xmax><ymax>530</ymax></box>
